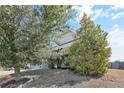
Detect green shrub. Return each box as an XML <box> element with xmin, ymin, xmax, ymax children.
<box><xmin>48</xmin><ymin>55</ymin><xmax>70</xmax><ymax>69</ymax></box>
<box><xmin>67</xmin><ymin>14</ymin><xmax>111</xmax><ymax>76</ymax></box>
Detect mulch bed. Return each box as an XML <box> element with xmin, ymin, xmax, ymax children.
<box><xmin>1</xmin><ymin>77</ymin><xmax>30</xmax><ymax>88</ymax></box>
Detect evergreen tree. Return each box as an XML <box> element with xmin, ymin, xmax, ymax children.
<box><xmin>0</xmin><ymin>5</ymin><xmax>73</xmax><ymax>74</ymax></box>
<box><xmin>68</xmin><ymin>14</ymin><xmax>111</xmax><ymax>76</ymax></box>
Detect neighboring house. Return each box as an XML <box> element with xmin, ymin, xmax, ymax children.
<box><xmin>110</xmin><ymin>61</ymin><xmax>124</xmax><ymax>69</ymax></box>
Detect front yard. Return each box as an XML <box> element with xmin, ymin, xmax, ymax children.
<box><xmin>1</xmin><ymin>69</ymin><xmax>124</xmax><ymax>88</ymax></box>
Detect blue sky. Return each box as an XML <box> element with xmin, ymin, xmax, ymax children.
<box><xmin>67</xmin><ymin>5</ymin><xmax>124</xmax><ymax>62</ymax></box>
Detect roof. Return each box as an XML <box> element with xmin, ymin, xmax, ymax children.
<box><xmin>55</xmin><ymin>31</ymin><xmax>76</xmax><ymax>46</ymax></box>
<box><xmin>51</xmin><ymin>31</ymin><xmax>76</xmax><ymax>54</ymax></box>
<box><xmin>58</xmin><ymin>31</ymin><xmax>76</xmax><ymax>38</ymax></box>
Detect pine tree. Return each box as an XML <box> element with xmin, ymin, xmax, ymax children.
<box><xmin>68</xmin><ymin>14</ymin><xmax>111</xmax><ymax>76</ymax></box>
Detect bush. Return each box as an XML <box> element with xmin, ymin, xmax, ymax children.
<box><xmin>48</xmin><ymin>55</ymin><xmax>70</xmax><ymax>69</ymax></box>
<box><xmin>67</xmin><ymin>14</ymin><xmax>111</xmax><ymax>76</ymax></box>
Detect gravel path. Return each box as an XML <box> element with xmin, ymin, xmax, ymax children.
<box><xmin>25</xmin><ymin>69</ymin><xmax>124</xmax><ymax>88</ymax></box>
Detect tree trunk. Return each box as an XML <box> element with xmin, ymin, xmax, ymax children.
<box><xmin>14</xmin><ymin>67</ymin><xmax>20</xmax><ymax>74</ymax></box>
<box><xmin>57</xmin><ymin>58</ymin><xmax>62</xmax><ymax>69</ymax></box>
<box><xmin>14</xmin><ymin>67</ymin><xmax>21</xmax><ymax>81</ymax></box>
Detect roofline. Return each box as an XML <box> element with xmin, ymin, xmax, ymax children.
<box><xmin>51</xmin><ymin>37</ymin><xmax>80</xmax><ymax>50</ymax></box>
<box><xmin>56</xmin><ymin>31</ymin><xmax>76</xmax><ymax>39</ymax></box>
